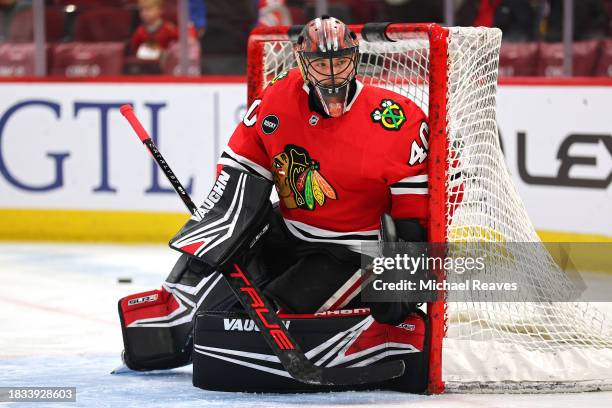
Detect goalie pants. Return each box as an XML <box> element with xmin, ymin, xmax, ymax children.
<box><xmin>118</xmin><ymin>207</ymin><xmax>368</xmax><ymax>370</ymax></box>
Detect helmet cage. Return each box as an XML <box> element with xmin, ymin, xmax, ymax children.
<box><xmin>298</xmin><ymin>46</ymin><xmax>359</xmax><ymax>93</ymax></box>
<box><xmin>296</xmin><ymin>46</ymin><xmax>359</xmax><ymax>117</ymax></box>
<box><xmin>293</xmin><ymin>16</ymin><xmax>359</xmax><ymax>117</ymax></box>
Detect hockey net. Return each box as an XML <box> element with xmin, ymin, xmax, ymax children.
<box><xmin>246</xmin><ymin>23</ymin><xmax>612</xmax><ymax>393</ymax></box>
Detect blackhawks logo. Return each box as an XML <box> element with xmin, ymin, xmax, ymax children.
<box><xmin>272</xmin><ymin>145</ymin><xmax>337</xmax><ymax>210</ymax></box>
<box><xmin>371</xmin><ymin>99</ymin><xmax>406</xmax><ymax>130</ymax></box>
<box><xmin>269</xmin><ymin>71</ymin><xmax>288</xmax><ymax>86</ymax></box>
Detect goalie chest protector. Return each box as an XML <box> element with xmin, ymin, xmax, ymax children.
<box><xmin>224</xmin><ymin>68</ymin><xmax>429</xmax><ymax>240</ymax></box>
<box><xmin>192</xmin><ymin>309</ymin><xmax>430</xmax><ymax>393</ymax></box>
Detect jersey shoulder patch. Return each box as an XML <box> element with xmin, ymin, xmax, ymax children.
<box><xmin>360</xmin><ymin>85</ymin><xmax>424</xmax><ymax>131</ymax></box>
<box><xmin>269</xmin><ymin>70</ymin><xmax>289</xmax><ymax>86</ymax></box>
<box><xmin>370</xmin><ymin>98</ymin><xmax>407</xmax><ymax>131</ymax></box>
<box><xmin>263</xmin><ymin>68</ymin><xmax>303</xmax><ymax>96</ymax></box>
<box><xmin>259</xmin><ymin>68</ymin><xmax>305</xmax><ymax>114</ymax></box>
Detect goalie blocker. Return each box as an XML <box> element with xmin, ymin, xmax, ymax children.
<box><xmin>118</xmin><ymin>166</ymin><xmax>431</xmax><ymax>392</ymax></box>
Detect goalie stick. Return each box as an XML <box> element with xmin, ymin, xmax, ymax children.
<box><xmin>119</xmin><ymin>104</ymin><xmax>405</xmax><ymax>386</ymax></box>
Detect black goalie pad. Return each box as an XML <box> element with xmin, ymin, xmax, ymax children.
<box><xmin>169</xmin><ymin>166</ymin><xmax>273</xmax><ymax>267</ymax></box>
<box><xmin>192</xmin><ymin>309</ymin><xmax>430</xmax><ymax>393</ymax></box>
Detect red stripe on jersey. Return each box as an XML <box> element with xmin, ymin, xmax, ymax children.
<box><xmin>391</xmin><ymin>194</ymin><xmax>428</xmax><ymax>226</ymax></box>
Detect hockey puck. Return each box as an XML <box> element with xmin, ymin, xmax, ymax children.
<box><xmin>117</xmin><ymin>277</ymin><xmax>132</xmax><ymax>284</ymax></box>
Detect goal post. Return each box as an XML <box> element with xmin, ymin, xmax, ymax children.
<box><xmin>246</xmin><ymin>22</ymin><xmax>612</xmax><ymax>394</ymax></box>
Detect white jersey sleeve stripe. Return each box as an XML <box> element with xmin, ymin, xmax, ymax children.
<box><xmin>217</xmin><ymin>157</ymin><xmax>248</xmax><ymax>172</ymax></box>
<box><xmin>282</xmin><ymin>218</ymin><xmax>380</xmax><ymax>256</ymax></box>
<box><xmin>396</xmin><ymin>174</ymin><xmax>428</xmax><ymax>184</ymax></box>
<box><xmin>390</xmin><ymin>187</ymin><xmax>428</xmax><ymax>195</ymax></box>
<box><xmin>284</xmin><ymin>218</ymin><xmax>378</xmax><ymax>238</ymax></box>
<box><xmin>223</xmin><ymin>146</ymin><xmax>273</xmax><ymax>181</ymax></box>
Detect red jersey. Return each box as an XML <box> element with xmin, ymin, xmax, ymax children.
<box><xmin>130</xmin><ymin>21</ymin><xmax>179</xmax><ymax>53</ymax></box>
<box><xmin>219</xmin><ymin>69</ymin><xmax>429</xmax><ymax>253</ymax></box>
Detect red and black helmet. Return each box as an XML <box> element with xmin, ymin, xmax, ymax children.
<box><xmin>294</xmin><ymin>16</ymin><xmax>359</xmax><ymax>117</ymax></box>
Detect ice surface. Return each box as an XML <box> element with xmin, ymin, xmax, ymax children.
<box><xmin>1</xmin><ymin>243</ymin><xmax>611</xmax><ymax>408</ymax></box>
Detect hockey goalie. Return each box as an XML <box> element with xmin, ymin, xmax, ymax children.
<box><xmin>118</xmin><ymin>16</ymin><xmax>432</xmax><ymax>393</ymax></box>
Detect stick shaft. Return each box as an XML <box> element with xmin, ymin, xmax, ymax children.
<box><xmin>120</xmin><ymin>104</ymin><xmax>200</xmax><ymax>218</ymax></box>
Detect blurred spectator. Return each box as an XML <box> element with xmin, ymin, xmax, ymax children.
<box><xmin>197</xmin><ymin>0</ymin><xmax>257</xmax><ymax>74</ymax></box>
<box><xmin>383</xmin><ymin>0</ymin><xmax>444</xmax><ymax>23</ymax></box>
<box><xmin>304</xmin><ymin>1</ymin><xmax>354</xmax><ymax>23</ymax></box>
<box><xmin>539</xmin><ymin>0</ymin><xmax>608</xmax><ymax>42</ymax></box>
<box><xmin>495</xmin><ymin>0</ymin><xmax>537</xmax><ymax>41</ymax></box>
<box><xmin>189</xmin><ymin>0</ymin><xmax>206</xmax><ymax>39</ymax></box>
<box><xmin>257</xmin><ymin>0</ymin><xmax>292</xmax><ymax>27</ymax></box>
<box><xmin>130</xmin><ymin>0</ymin><xmax>178</xmax><ymax>60</ymax></box>
<box><xmin>0</xmin><ymin>0</ymin><xmax>31</xmax><ymax>42</ymax></box>
<box><xmin>457</xmin><ymin>0</ymin><xmax>503</xmax><ymax>27</ymax></box>
<box><xmin>456</xmin><ymin>0</ymin><xmax>536</xmax><ymax>41</ymax></box>
<box><xmin>200</xmin><ymin>0</ymin><xmax>257</xmax><ymax>54</ymax></box>
<box><xmin>473</xmin><ymin>0</ymin><xmax>501</xmax><ymax>27</ymax></box>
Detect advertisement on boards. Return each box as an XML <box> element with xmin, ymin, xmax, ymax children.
<box><xmin>497</xmin><ymin>85</ymin><xmax>611</xmax><ymax>238</ymax></box>
<box><xmin>0</xmin><ymin>82</ymin><xmax>246</xmax><ymax>213</ymax></box>
<box><xmin>0</xmin><ymin>80</ymin><xmax>610</xmax><ymax>240</ymax></box>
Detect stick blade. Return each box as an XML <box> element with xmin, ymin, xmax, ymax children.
<box><xmin>320</xmin><ymin>360</ymin><xmax>406</xmax><ymax>386</ymax></box>
<box><xmin>286</xmin><ymin>359</ymin><xmax>406</xmax><ymax>386</ymax></box>
<box><xmin>110</xmin><ymin>363</ymin><xmax>132</xmax><ymax>375</ymax></box>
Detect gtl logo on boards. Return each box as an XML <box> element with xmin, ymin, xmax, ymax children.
<box><xmin>517</xmin><ymin>132</ymin><xmax>612</xmax><ymax>189</ymax></box>
<box><xmin>0</xmin><ymin>100</ymin><xmax>195</xmax><ymax>194</ymax></box>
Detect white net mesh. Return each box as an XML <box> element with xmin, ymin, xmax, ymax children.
<box><xmin>442</xmin><ymin>27</ymin><xmax>612</xmax><ymax>393</ymax></box>
<box><xmin>256</xmin><ymin>26</ymin><xmax>612</xmax><ymax>393</ymax></box>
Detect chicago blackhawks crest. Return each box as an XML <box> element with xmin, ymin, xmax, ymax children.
<box><xmin>371</xmin><ymin>99</ymin><xmax>406</xmax><ymax>130</ymax></box>
<box><xmin>272</xmin><ymin>145</ymin><xmax>337</xmax><ymax>210</ymax></box>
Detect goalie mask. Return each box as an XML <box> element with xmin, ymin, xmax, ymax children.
<box><xmin>294</xmin><ymin>16</ymin><xmax>359</xmax><ymax>118</ymax></box>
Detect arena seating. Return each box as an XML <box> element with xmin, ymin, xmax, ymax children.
<box><xmin>161</xmin><ymin>41</ymin><xmax>201</xmax><ymax>76</ymax></box>
<box><xmin>7</xmin><ymin>7</ymin><xmax>66</xmax><ymax>43</ymax></box>
<box><xmin>0</xmin><ymin>43</ymin><xmax>49</xmax><ymax>76</ymax></box>
<box><xmin>50</xmin><ymin>42</ymin><xmax>125</xmax><ymax>77</ymax></box>
<box><xmin>73</xmin><ymin>8</ymin><xmax>133</xmax><ymax>42</ymax></box>
<box><xmin>604</xmin><ymin>0</ymin><xmax>612</xmax><ymax>36</ymax></box>
<box><xmin>1</xmin><ymin>1</ymin><xmax>612</xmax><ymax>77</ymax></box>
<box><xmin>537</xmin><ymin>40</ymin><xmax>601</xmax><ymax>77</ymax></box>
<box><xmin>499</xmin><ymin>42</ymin><xmax>540</xmax><ymax>76</ymax></box>
<box><xmin>594</xmin><ymin>39</ymin><xmax>612</xmax><ymax>76</ymax></box>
